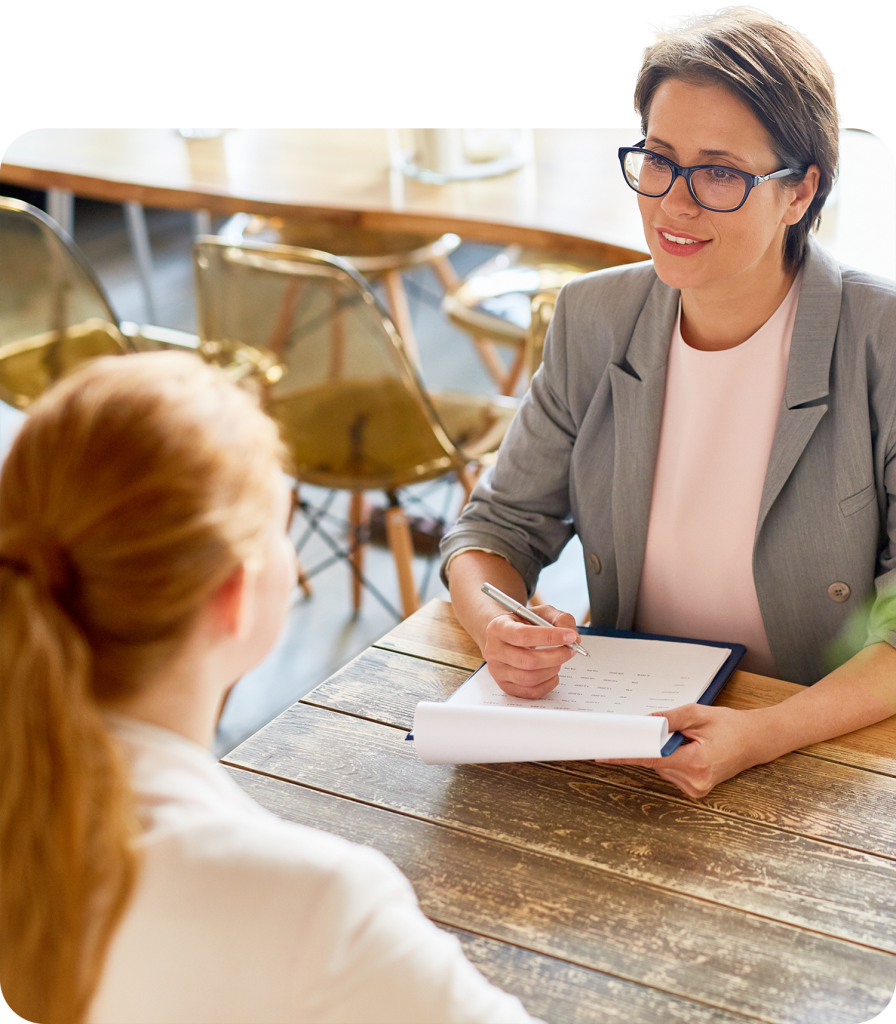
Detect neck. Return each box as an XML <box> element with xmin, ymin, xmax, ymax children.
<box><xmin>103</xmin><ymin>633</ymin><xmax>231</xmax><ymax>750</ymax></box>
<box><xmin>680</xmin><ymin>259</ymin><xmax>796</xmax><ymax>352</ymax></box>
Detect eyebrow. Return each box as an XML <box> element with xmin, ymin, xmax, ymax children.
<box><xmin>647</xmin><ymin>136</ymin><xmax>745</xmax><ymax>161</ymax></box>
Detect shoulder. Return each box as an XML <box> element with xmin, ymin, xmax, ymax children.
<box><xmin>838</xmin><ymin>263</ymin><xmax>896</xmax><ymax>333</ymax></box>
<box><xmin>804</xmin><ymin>238</ymin><xmax>896</xmax><ymax>337</ymax></box>
<box><xmin>546</xmin><ymin>259</ymin><xmax>663</xmax><ymax>377</ymax></box>
<box><xmin>149</xmin><ymin>802</ymin><xmax>409</xmax><ymax>892</ymax></box>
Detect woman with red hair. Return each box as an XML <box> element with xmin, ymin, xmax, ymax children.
<box><xmin>0</xmin><ymin>352</ymin><xmax>536</xmax><ymax>1024</ymax></box>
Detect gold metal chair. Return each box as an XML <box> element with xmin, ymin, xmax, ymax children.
<box><xmin>0</xmin><ymin>196</ymin><xmax>316</xmax><ymax>600</ymax></box>
<box><xmin>217</xmin><ymin>214</ymin><xmax>461</xmax><ymax>369</ymax></box>
<box><xmin>0</xmin><ymin>196</ymin><xmax>204</xmax><ymax>411</ymax></box>
<box><xmin>193</xmin><ymin>237</ymin><xmax>517</xmax><ymax>620</ymax></box>
<box><xmin>442</xmin><ymin>243</ymin><xmax>648</xmax><ymax>395</ymax></box>
<box><xmin>0</xmin><ymin>196</ymin><xmax>133</xmax><ymax>409</ymax></box>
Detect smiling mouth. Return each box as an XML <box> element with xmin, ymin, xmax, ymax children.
<box><xmin>660</xmin><ymin>231</ymin><xmax>706</xmax><ymax>245</ymax></box>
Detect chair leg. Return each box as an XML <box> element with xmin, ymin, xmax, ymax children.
<box><xmin>348</xmin><ymin>491</ymin><xmax>368</xmax><ymax>614</ymax></box>
<box><xmin>47</xmin><ymin>188</ymin><xmax>75</xmax><ymax>235</ymax></box>
<box><xmin>382</xmin><ymin>269</ymin><xmax>421</xmax><ymax>370</ymax></box>
<box><xmin>470</xmin><ymin>335</ymin><xmax>510</xmax><ymax>392</ymax></box>
<box><xmin>457</xmin><ymin>465</ymin><xmax>475</xmax><ymax>505</ymax></box>
<box><xmin>384</xmin><ymin>504</ymin><xmax>419</xmax><ymax>619</ymax></box>
<box><xmin>430</xmin><ymin>253</ymin><xmax>460</xmax><ymax>292</ymax></box>
<box><xmin>296</xmin><ymin>556</ymin><xmax>313</xmax><ymax>598</ymax></box>
<box><xmin>502</xmin><ymin>346</ymin><xmax>527</xmax><ymax>396</ymax></box>
<box><xmin>123</xmin><ymin>201</ymin><xmax>158</xmax><ymax>324</ymax></box>
<box><xmin>290</xmin><ymin>486</ymin><xmax>313</xmax><ymax>597</ymax></box>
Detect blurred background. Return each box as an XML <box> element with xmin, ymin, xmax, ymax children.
<box><xmin>0</xmin><ymin>184</ymin><xmax>593</xmax><ymax>757</ymax></box>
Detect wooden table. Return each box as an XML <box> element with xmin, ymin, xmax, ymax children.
<box><xmin>4</xmin><ymin>128</ymin><xmax>894</xmax><ymax>278</ymax></box>
<box><xmin>222</xmin><ymin>599</ymin><xmax>896</xmax><ymax>1024</ymax></box>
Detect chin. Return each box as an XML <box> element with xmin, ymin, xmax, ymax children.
<box><xmin>650</xmin><ymin>251</ymin><xmax>706</xmax><ymax>291</ymax></box>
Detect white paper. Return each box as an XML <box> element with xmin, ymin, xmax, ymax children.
<box><xmin>413</xmin><ymin>702</ymin><xmax>669</xmax><ymax>764</ymax></box>
<box><xmin>412</xmin><ymin>634</ymin><xmax>730</xmax><ymax>765</ymax></box>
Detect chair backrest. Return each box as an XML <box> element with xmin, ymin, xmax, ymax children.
<box><xmin>0</xmin><ymin>197</ymin><xmax>128</xmax><ymax>408</ymax></box>
<box><xmin>193</xmin><ymin>238</ymin><xmax>467</xmax><ymax>491</ymax></box>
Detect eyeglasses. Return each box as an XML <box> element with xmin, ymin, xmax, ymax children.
<box><xmin>618</xmin><ymin>140</ymin><xmax>800</xmax><ymax>213</ymax></box>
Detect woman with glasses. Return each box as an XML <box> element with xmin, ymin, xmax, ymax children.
<box><xmin>440</xmin><ymin>7</ymin><xmax>896</xmax><ymax>799</ymax></box>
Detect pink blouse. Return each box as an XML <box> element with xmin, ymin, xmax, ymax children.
<box><xmin>635</xmin><ymin>274</ymin><xmax>802</xmax><ymax>677</ymax></box>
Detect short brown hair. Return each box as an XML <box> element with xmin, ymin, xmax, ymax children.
<box><xmin>634</xmin><ymin>6</ymin><xmax>839</xmax><ymax>271</ymax></box>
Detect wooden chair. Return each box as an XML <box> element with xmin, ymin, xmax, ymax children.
<box><xmin>442</xmin><ymin>243</ymin><xmax>648</xmax><ymax>395</ymax></box>
<box><xmin>216</xmin><ymin>214</ymin><xmax>462</xmax><ymax>370</ymax></box>
<box><xmin>193</xmin><ymin>237</ymin><xmax>518</xmax><ymax>620</ymax></box>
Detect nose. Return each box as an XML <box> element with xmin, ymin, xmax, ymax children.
<box><xmin>660</xmin><ymin>174</ymin><xmax>701</xmax><ymax>217</ymax></box>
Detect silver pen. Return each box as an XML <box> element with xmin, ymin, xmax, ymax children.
<box><xmin>481</xmin><ymin>582</ymin><xmax>589</xmax><ymax>657</ymax></box>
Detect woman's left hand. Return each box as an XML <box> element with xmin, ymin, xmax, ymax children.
<box><xmin>598</xmin><ymin>703</ymin><xmax>774</xmax><ymax>799</ymax></box>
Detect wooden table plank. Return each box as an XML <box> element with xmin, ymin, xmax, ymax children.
<box><xmin>303</xmin><ymin>644</ymin><xmax>468</xmax><ymax>724</ymax></box>
<box><xmin>549</xmin><ymin>756</ymin><xmax>896</xmax><ymax>860</ymax></box>
<box><xmin>303</xmin><ymin>645</ymin><xmax>896</xmax><ymax>857</ymax></box>
<box><xmin>224</xmin><ymin>766</ymin><xmax>896</xmax><ymax>1024</ymax></box>
<box><xmin>374</xmin><ymin>597</ymin><xmax>483</xmax><ymax>671</ymax></box>
<box><xmin>442</xmin><ymin>925</ymin><xmax>760</xmax><ymax>1024</ymax></box>
<box><xmin>225</xmin><ymin>703</ymin><xmax>896</xmax><ymax>950</ymax></box>
<box><xmin>373</xmin><ymin>601</ymin><xmax>896</xmax><ymax>776</ymax></box>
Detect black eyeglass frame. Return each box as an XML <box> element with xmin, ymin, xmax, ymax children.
<box><xmin>618</xmin><ymin>139</ymin><xmax>801</xmax><ymax>213</ymax></box>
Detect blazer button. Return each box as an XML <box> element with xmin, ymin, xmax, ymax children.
<box><xmin>588</xmin><ymin>553</ymin><xmax>602</xmax><ymax>575</ymax></box>
<box><xmin>828</xmin><ymin>582</ymin><xmax>851</xmax><ymax>603</ymax></box>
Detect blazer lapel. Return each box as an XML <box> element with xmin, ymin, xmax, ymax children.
<box><xmin>756</xmin><ymin>239</ymin><xmax>842</xmax><ymax>538</ymax></box>
<box><xmin>610</xmin><ymin>275</ymin><xmax>678</xmax><ymax>628</ymax></box>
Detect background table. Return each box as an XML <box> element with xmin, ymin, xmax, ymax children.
<box><xmin>222</xmin><ymin>599</ymin><xmax>896</xmax><ymax>1024</ymax></box>
<box><xmin>3</xmin><ymin>129</ymin><xmax>894</xmax><ymax>277</ymax></box>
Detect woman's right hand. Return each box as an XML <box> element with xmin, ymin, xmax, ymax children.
<box><xmin>481</xmin><ymin>604</ymin><xmax>580</xmax><ymax>699</ymax></box>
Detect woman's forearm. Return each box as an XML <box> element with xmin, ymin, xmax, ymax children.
<box><xmin>752</xmin><ymin>641</ymin><xmax>896</xmax><ymax>762</ymax></box>
<box><xmin>446</xmin><ymin>551</ymin><xmax>528</xmax><ymax>653</ymax></box>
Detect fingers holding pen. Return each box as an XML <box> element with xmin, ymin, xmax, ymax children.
<box><xmin>483</xmin><ymin>610</ymin><xmax>578</xmax><ymax>698</ymax></box>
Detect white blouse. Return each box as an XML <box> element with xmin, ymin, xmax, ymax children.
<box><xmin>88</xmin><ymin>718</ymin><xmax>538</xmax><ymax>1024</ymax></box>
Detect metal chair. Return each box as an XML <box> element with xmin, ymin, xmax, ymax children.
<box><xmin>216</xmin><ymin>214</ymin><xmax>461</xmax><ymax>369</ymax></box>
<box><xmin>0</xmin><ymin>196</ymin><xmax>134</xmax><ymax>409</ymax></box>
<box><xmin>0</xmin><ymin>196</ymin><xmax>204</xmax><ymax>411</ymax></box>
<box><xmin>193</xmin><ymin>236</ymin><xmax>517</xmax><ymax>620</ymax></box>
<box><xmin>442</xmin><ymin>243</ymin><xmax>648</xmax><ymax>395</ymax></box>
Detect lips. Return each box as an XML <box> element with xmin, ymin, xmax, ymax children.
<box><xmin>655</xmin><ymin>228</ymin><xmax>710</xmax><ymax>256</ymax></box>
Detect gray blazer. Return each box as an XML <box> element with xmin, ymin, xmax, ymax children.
<box><xmin>440</xmin><ymin>238</ymin><xmax>896</xmax><ymax>685</ymax></box>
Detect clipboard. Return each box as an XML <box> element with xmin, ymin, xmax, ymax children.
<box><xmin>575</xmin><ymin>625</ymin><xmax>746</xmax><ymax>755</ymax></box>
<box><xmin>408</xmin><ymin>627</ymin><xmax>746</xmax><ymax>762</ymax></box>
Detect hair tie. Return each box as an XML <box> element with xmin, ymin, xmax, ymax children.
<box><xmin>0</xmin><ymin>525</ymin><xmax>77</xmax><ymax>601</ymax></box>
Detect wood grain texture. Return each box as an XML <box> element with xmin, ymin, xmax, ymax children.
<box><xmin>374</xmin><ymin>597</ymin><xmax>482</xmax><ymax>669</ymax></box>
<box><xmin>225</xmin><ymin>703</ymin><xmax>896</xmax><ymax>950</ymax></box>
<box><xmin>441</xmin><ymin>924</ymin><xmax>760</xmax><ymax>1024</ymax></box>
<box><xmin>224</xmin><ymin>765</ymin><xmax>896</xmax><ymax>1024</ymax></box>
<box><xmin>305</xmin><ymin>638</ymin><xmax>896</xmax><ymax>802</ymax></box>
<box><xmin>548</xmin><ymin>756</ymin><xmax>896</xmax><ymax>860</ymax></box>
<box><xmin>302</xmin><ymin>644</ymin><xmax>469</xmax><ymax>727</ymax></box>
